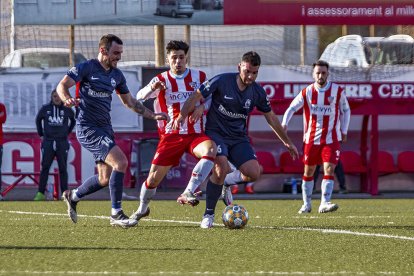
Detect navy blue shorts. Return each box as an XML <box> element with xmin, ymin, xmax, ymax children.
<box><xmin>76</xmin><ymin>124</ymin><xmax>115</xmax><ymax>162</ymax></box>
<box><xmin>206</xmin><ymin>130</ymin><xmax>256</xmax><ymax>168</ymax></box>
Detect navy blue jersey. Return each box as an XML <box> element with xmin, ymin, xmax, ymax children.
<box><xmin>200</xmin><ymin>73</ymin><xmax>271</xmax><ymax>138</ymax></box>
<box><xmin>67</xmin><ymin>59</ymin><xmax>129</xmax><ymax>127</ymax></box>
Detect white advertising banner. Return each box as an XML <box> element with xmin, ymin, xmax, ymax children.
<box><xmin>0</xmin><ymin>68</ymin><xmax>143</xmax><ymax>132</ymax></box>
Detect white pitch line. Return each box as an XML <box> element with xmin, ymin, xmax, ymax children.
<box><xmin>1</xmin><ymin>209</ymin><xmax>414</xmax><ymax>241</ymax></box>
<box><xmin>0</xmin><ymin>270</ymin><xmax>413</xmax><ymax>275</ymax></box>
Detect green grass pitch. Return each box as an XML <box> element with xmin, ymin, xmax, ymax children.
<box><xmin>0</xmin><ymin>199</ymin><xmax>413</xmax><ymax>275</ymax></box>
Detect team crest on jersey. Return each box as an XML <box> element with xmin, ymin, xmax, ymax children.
<box><xmin>111</xmin><ymin>78</ymin><xmax>116</xmax><ymax>88</ymax></box>
<box><xmin>243</xmin><ymin>99</ymin><xmax>251</xmax><ymax>109</ymax></box>
<box><xmin>60</xmin><ymin>110</ymin><xmax>64</xmax><ymax>116</ymax></box>
<box><xmin>69</xmin><ymin>67</ymin><xmax>78</xmax><ymax>76</ymax></box>
<box><xmin>189</xmin><ymin>81</ymin><xmax>199</xmax><ymax>89</ymax></box>
<box><xmin>328</xmin><ymin>96</ymin><xmax>335</xmax><ymax>103</ymax></box>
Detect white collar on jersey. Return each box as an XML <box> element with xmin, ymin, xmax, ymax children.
<box><xmin>169</xmin><ymin>68</ymin><xmax>189</xmax><ymax>79</ymax></box>
<box><xmin>314</xmin><ymin>80</ymin><xmax>331</xmax><ymax>92</ymax></box>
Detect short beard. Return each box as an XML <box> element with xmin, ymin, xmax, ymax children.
<box><xmin>317</xmin><ymin>79</ymin><xmax>326</xmax><ymax>86</ymax></box>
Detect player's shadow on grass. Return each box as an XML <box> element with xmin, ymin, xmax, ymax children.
<box><xmin>0</xmin><ymin>245</ymin><xmax>197</xmax><ymax>251</ymax></box>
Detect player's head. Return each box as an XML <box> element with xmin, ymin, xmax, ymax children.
<box><xmin>166</xmin><ymin>40</ymin><xmax>189</xmax><ymax>75</ymax></box>
<box><xmin>312</xmin><ymin>60</ymin><xmax>330</xmax><ymax>88</ymax></box>
<box><xmin>238</xmin><ymin>51</ymin><xmax>261</xmax><ymax>86</ymax></box>
<box><xmin>98</xmin><ymin>34</ymin><xmax>123</xmax><ymax>69</ymax></box>
<box><xmin>50</xmin><ymin>89</ymin><xmax>62</xmax><ymax>106</ymax></box>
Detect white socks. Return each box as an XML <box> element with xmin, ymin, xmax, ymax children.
<box><xmin>301</xmin><ymin>177</ymin><xmax>314</xmax><ymax>207</ymax></box>
<box><xmin>224</xmin><ymin>169</ymin><xmax>242</xmax><ymax>185</ymax></box>
<box><xmin>185</xmin><ymin>157</ymin><xmax>214</xmax><ymax>193</ymax></box>
<box><xmin>138</xmin><ymin>182</ymin><xmax>157</xmax><ymax>214</ymax></box>
<box><xmin>321</xmin><ymin>177</ymin><xmax>334</xmax><ymax>204</ymax></box>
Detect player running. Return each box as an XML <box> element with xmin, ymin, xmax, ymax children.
<box><xmin>57</xmin><ymin>34</ymin><xmax>168</xmax><ymax>228</ymax></box>
<box><xmin>282</xmin><ymin>60</ymin><xmax>351</xmax><ymax>214</ymax></box>
<box><xmin>175</xmin><ymin>51</ymin><xmax>299</xmax><ymax>228</ymax></box>
<box><xmin>130</xmin><ymin>40</ymin><xmax>216</xmax><ymax>222</ymax></box>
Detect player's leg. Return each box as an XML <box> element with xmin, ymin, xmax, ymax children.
<box><xmin>201</xmin><ymin>155</ymin><xmax>230</xmax><ymax>228</ymax></box>
<box><xmin>299</xmin><ymin>165</ymin><xmax>317</xmax><ymax>213</ymax></box>
<box><xmin>179</xmin><ymin>135</ymin><xmax>216</xmax><ymax>206</ymax></box>
<box><xmin>130</xmin><ymin>164</ymin><xmax>171</xmax><ymax>221</ymax></box>
<box><xmin>35</xmin><ymin>140</ymin><xmax>55</xmax><ymax>200</ymax></box>
<box><xmin>318</xmin><ymin>143</ymin><xmax>340</xmax><ymax>213</ymax></box>
<box><xmin>104</xmin><ymin>145</ymin><xmax>137</xmax><ymax>228</ymax></box>
<box><xmin>131</xmin><ymin>134</ymin><xmax>179</xmax><ymax>220</ymax></box>
<box><xmin>299</xmin><ymin>143</ymin><xmax>319</xmax><ymax>214</ymax></box>
<box><xmin>62</xmin><ymin>125</ymin><xmax>110</xmax><ymax>223</ymax></box>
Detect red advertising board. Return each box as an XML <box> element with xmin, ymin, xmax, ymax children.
<box><xmin>258</xmin><ymin>81</ymin><xmax>414</xmax><ymax>115</ymax></box>
<box><xmin>224</xmin><ymin>0</ymin><xmax>414</xmax><ymax>25</ymax></box>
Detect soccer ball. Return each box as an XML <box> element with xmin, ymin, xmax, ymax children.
<box><xmin>222</xmin><ymin>204</ymin><xmax>249</xmax><ymax>229</ymax></box>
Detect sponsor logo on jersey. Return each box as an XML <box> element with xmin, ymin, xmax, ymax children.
<box><xmin>87</xmin><ymin>88</ymin><xmax>110</xmax><ymax>98</ymax></box>
<box><xmin>218</xmin><ymin>104</ymin><xmax>248</xmax><ymax>119</ymax></box>
<box><xmin>168</xmin><ymin>91</ymin><xmax>193</xmax><ymax>102</ymax></box>
<box><xmin>224</xmin><ymin>95</ymin><xmax>233</xmax><ymax>100</ymax></box>
<box><xmin>310</xmin><ymin>104</ymin><xmax>333</xmax><ymax>115</ymax></box>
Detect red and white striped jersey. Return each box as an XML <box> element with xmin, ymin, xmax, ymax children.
<box><xmin>282</xmin><ymin>81</ymin><xmax>351</xmax><ymax>145</ymax></box>
<box><xmin>136</xmin><ymin>68</ymin><xmax>206</xmax><ymax>135</ymax></box>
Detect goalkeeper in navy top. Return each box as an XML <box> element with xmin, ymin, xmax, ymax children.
<box><xmin>57</xmin><ymin>34</ymin><xmax>168</xmax><ymax>228</ymax></box>
<box><xmin>175</xmin><ymin>51</ymin><xmax>299</xmax><ymax>228</ymax></box>
<box><xmin>34</xmin><ymin>90</ymin><xmax>75</xmax><ymax>201</ymax></box>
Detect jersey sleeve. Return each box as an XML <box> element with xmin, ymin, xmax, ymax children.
<box><xmin>199</xmin><ymin>74</ymin><xmax>221</xmax><ymax>99</ymax></box>
<box><xmin>116</xmin><ymin>71</ymin><xmax>129</xmax><ymax>94</ymax></box>
<box><xmin>282</xmin><ymin>89</ymin><xmax>305</xmax><ymax>126</ymax></box>
<box><xmin>66</xmin><ymin>62</ymin><xmax>90</xmax><ymax>83</ymax></box>
<box><xmin>255</xmin><ymin>86</ymin><xmax>272</xmax><ymax>113</ymax></box>
<box><xmin>339</xmin><ymin>89</ymin><xmax>351</xmax><ymax>134</ymax></box>
<box><xmin>136</xmin><ymin>76</ymin><xmax>160</xmax><ymax>100</ymax></box>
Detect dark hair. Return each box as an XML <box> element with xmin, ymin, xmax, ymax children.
<box><xmin>166</xmin><ymin>40</ymin><xmax>189</xmax><ymax>55</ymax></box>
<box><xmin>99</xmin><ymin>34</ymin><xmax>123</xmax><ymax>51</ymax></box>
<box><xmin>241</xmin><ymin>51</ymin><xmax>261</xmax><ymax>66</ymax></box>
<box><xmin>50</xmin><ymin>89</ymin><xmax>59</xmax><ymax>103</ymax></box>
<box><xmin>313</xmin><ymin>60</ymin><xmax>330</xmax><ymax>70</ymax></box>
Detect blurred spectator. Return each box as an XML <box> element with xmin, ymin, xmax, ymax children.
<box><xmin>34</xmin><ymin>89</ymin><xmax>75</xmax><ymax>200</ymax></box>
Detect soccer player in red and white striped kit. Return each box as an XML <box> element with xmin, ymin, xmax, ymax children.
<box><xmin>130</xmin><ymin>40</ymin><xmax>217</xmax><ymax>222</ymax></box>
<box><xmin>282</xmin><ymin>60</ymin><xmax>350</xmax><ymax>214</ymax></box>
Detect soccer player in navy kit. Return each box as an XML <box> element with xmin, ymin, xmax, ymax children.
<box><xmin>57</xmin><ymin>34</ymin><xmax>168</xmax><ymax>228</ymax></box>
<box><xmin>176</xmin><ymin>51</ymin><xmax>299</xmax><ymax>228</ymax></box>
<box><xmin>34</xmin><ymin>89</ymin><xmax>75</xmax><ymax>201</ymax></box>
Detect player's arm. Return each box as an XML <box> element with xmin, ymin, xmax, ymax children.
<box><xmin>264</xmin><ymin>110</ymin><xmax>299</xmax><ymax>160</ymax></box>
<box><xmin>56</xmin><ymin>75</ymin><xmax>79</xmax><ymax>107</ymax></box>
<box><xmin>189</xmin><ymin>95</ymin><xmax>211</xmax><ymax>123</ymax></box>
<box><xmin>118</xmin><ymin>92</ymin><xmax>169</xmax><ymax>121</ymax></box>
<box><xmin>281</xmin><ymin>91</ymin><xmax>304</xmax><ymax>131</ymax></box>
<box><xmin>173</xmin><ymin>89</ymin><xmax>204</xmax><ymax>129</ymax></box>
<box><xmin>136</xmin><ymin>77</ymin><xmax>165</xmax><ymax>101</ymax></box>
<box><xmin>339</xmin><ymin>91</ymin><xmax>351</xmax><ymax>143</ymax></box>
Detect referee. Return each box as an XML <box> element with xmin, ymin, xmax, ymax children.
<box><xmin>34</xmin><ymin>89</ymin><xmax>75</xmax><ymax>200</ymax></box>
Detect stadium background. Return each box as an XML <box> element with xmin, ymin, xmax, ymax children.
<box><xmin>1</xmin><ymin>0</ymin><xmax>414</xmax><ymax>197</ymax></box>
